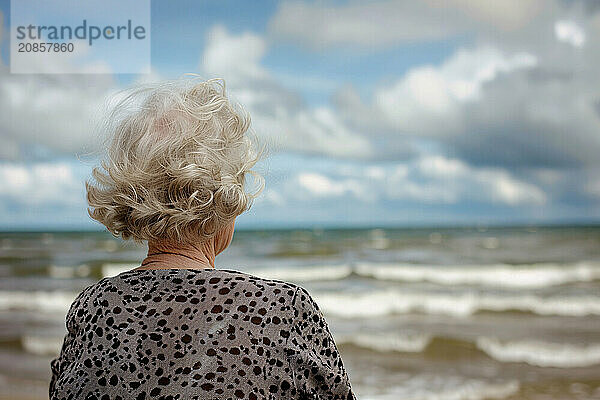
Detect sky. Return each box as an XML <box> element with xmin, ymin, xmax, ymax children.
<box><xmin>0</xmin><ymin>0</ymin><xmax>599</xmax><ymax>230</ymax></box>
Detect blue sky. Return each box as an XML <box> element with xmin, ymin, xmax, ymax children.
<box><xmin>0</xmin><ymin>0</ymin><xmax>599</xmax><ymax>230</ymax></box>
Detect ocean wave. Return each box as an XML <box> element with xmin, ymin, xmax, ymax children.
<box><xmin>102</xmin><ymin>263</ymin><xmax>137</xmax><ymax>278</ymax></box>
<box><xmin>219</xmin><ymin>261</ymin><xmax>600</xmax><ymax>288</ymax></box>
<box><xmin>354</xmin><ymin>261</ymin><xmax>600</xmax><ymax>289</ymax></box>
<box><xmin>337</xmin><ymin>332</ymin><xmax>431</xmax><ymax>353</ymax></box>
<box><xmin>101</xmin><ymin>261</ymin><xmax>600</xmax><ymax>288</ymax></box>
<box><xmin>362</xmin><ymin>375</ymin><xmax>519</xmax><ymax>400</ymax></box>
<box><xmin>476</xmin><ymin>337</ymin><xmax>600</xmax><ymax>368</ymax></box>
<box><xmin>47</xmin><ymin>264</ymin><xmax>92</xmax><ymax>279</ymax></box>
<box><xmin>4</xmin><ymin>282</ymin><xmax>598</xmax><ymax>320</ymax></box>
<box><xmin>336</xmin><ymin>330</ymin><xmax>600</xmax><ymax>368</ymax></box>
<box><xmin>0</xmin><ymin>290</ymin><xmax>76</xmax><ymax>313</ymax></box>
<box><xmin>21</xmin><ymin>334</ymin><xmax>63</xmax><ymax>356</ymax></box>
<box><xmin>313</xmin><ymin>289</ymin><xmax>600</xmax><ymax>317</ymax></box>
<box><xmin>247</xmin><ymin>265</ymin><xmax>352</xmax><ymax>282</ymax></box>
<box><xmin>20</xmin><ymin>325</ymin><xmax>600</xmax><ymax>370</ymax></box>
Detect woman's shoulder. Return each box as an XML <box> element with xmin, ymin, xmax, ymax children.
<box><xmin>218</xmin><ymin>269</ymin><xmax>315</xmax><ymax>305</ymax></box>
<box><xmin>207</xmin><ymin>268</ymin><xmax>310</xmax><ymax>306</ymax></box>
<box><xmin>218</xmin><ymin>268</ymin><xmax>303</xmax><ymax>289</ymax></box>
<box><xmin>67</xmin><ymin>268</ymin><xmax>312</xmax><ymax>319</ymax></box>
<box><xmin>107</xmin><ymin>267</ymin><xmax>307</xmax><ymax>301</ymax></box>
<box><xmin>111</xmin><ymin>267</ymin><xmax>297</xmax><ymax>287</ymax></box>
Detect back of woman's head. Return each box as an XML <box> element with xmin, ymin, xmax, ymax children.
<box><xmin>86</xmin><ymin>77</ymin><xmax>263</xmax><ymax>244</ymax></box>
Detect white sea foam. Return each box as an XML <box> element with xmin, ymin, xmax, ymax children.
<box><xmin>47</xmin><ymin>264</ymin><xmax>92</xmax><ymax>279</ymax></box>
<box><xmin>21</xmin><ymin>334</ymin><xmax>63</xmax><ymax>356</ymax></box>
<box><xmin>336</xmin><ymin>330</ymin><xmax>600</xmax><ymax>368</ymax></box>
<box><xmin>247</xmin><ymin>265</ymin><xmax>352</xmax><ymax>282</ymax></box>
<box><xmin>362</xmin><ymin>375</ymin><xmax>519</xmax><ymax>400</ymax></box>
<box><xmin>102</xmin><ymin>263</ymin><xmax>137</xmax><ymax>278</ymax></box>
<box><xmin>476</xmin><ymin>337</ymin><xmax>600</xmax><ymax>368</ymax></box>
<box><xmin>217</xmin><ymin>261</ymin><xmax>600</xmax><ymax>288</ymax></box>
<box><xmin>0</xmin><ymin>290</ymin><xmax>76</xmax><ymax>313</ymax></box>
<box><xmin>336</xmin><ymin>332</ymin><xmax>431</xmax><ymax>353</ymax></box>
<box><xmin>355</xmin><ymin>261</ymin><xmax>600</xmax><ymax>288</ymax></box>
<box><xmin>313</xmin><ymin>289</ymin><xmax>600</xmax><ymax>318</ymax></box>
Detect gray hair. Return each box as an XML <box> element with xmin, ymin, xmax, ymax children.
<box><xmin>86</xmin><ymin>77</ymin><xmax>263</xmax><ymax>244</ymax></box>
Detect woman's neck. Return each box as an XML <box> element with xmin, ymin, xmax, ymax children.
<box><xmin>137</xmin><ymin>238</ymin><xmax>216</xmax><ymax>270</ymax></box>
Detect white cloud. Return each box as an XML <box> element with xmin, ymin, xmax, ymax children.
<box><xmin>272</xmin><ymin>155</ymin><xmax>545</xmax><ymax>207</ymax></box>
<box><xmin>554</xmin><ymin>20</ymin><xmax>586</xmax><ymax>48</ymax></box>
<box><xmin>490</xmin><ymin>172</ymin><xmax>546</xmax><ymax>205</ymax></box>
<box><xmin>269</xmin><ymin>0</ymin><xmax>600</xmax><ymax>171</ymax></box>
<box><xmin>365</xmin><ymin>166</ymin><xmax>386</xmax><ymax>180</ymax></box>
<box><xmin>295</xmin><ymin>172</ymin><xmax>370</xmax><ymax>201</ymax></box>
<box><xmin>0</xmin><ymin>62</ymin><xmax>118</xmax><ymax>160</ymax></box>
<box><xmin>448</xmin><ymin>0</ymin><xmax>544</xmax><ymax>31</ymax></box>
<box><xmin>203</xmin><ymin>25</ymin><xmax>269</xmax><ymax>83</ymax></box>
<box><xmin>355</xmin><ymin>46</ymin><xmax>538</xmax><ymax>134</ymax></box>
<box><xmin>417</xmin><ymin>156</ymin><xmax>468</xmax><ymax>177</ymax></box>
<box><xmin>260</xmin><ymin>189</ymin><xmax>286</xmax><ymax>206</ymax></box>
<box><xmin>0</xmin><ymin>162</ymin><xmax>84</xmax><ymax>206</ymax></box>
<box><xmin>0</xmin><ymin>7</ymin><xmax>121</xmax><ymax>160</ymax></box>
<box><xmin>386</xmin><ymin>156</ymin><xmax>546</xmax><ymax>205</ymax></box>
<box><xmin>338</xmin><ymin>37</ymin><xmax>600</xmax><ymax>167</ymax></box>
<box><xmin>201</xmin><ymin>25</ymin><xmax>374</xmax><ymax>159</ymax></box>
<box><xmin>587</xmin><ymin>178</ymin><xmax>600</xmax><ymax>199</ymax></box>
<box><xmin>268</xmin><ymin>0</ymin><xmax>544</xmax><ymax>49</ymax></box>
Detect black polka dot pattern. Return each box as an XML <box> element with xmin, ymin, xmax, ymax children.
<box><xmin>49</xmin><ymin>268</ymin><xmax>356</xmax><ymax>400</ymax></box>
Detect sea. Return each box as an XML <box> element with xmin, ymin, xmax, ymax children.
<box><xmin>0</xmin><ymin>226</ymin><xmax>599</xmax><ymax>400</ymax></box>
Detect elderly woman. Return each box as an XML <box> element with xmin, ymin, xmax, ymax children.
<box><xmin>49</xmin><ymin>78</ymin><xmax>356</xmax><ymax>400</ymax></box>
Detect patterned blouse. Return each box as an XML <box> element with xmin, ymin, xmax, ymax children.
<box><xmin>49</xmin><ymin>268</ymin><xmax>356</xmax><ymax>400</ymax></box>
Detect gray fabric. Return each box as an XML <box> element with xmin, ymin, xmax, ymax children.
<box><xmin>50</xmin><ymin>268</ymin><xmax>356</xmax><ymax>400</ymax></box>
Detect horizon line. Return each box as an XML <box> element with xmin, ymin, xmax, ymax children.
<box><xmin>1</xmin><ymin>220</ymin><xmax>600</xmax><ymax>234</ymax></box>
